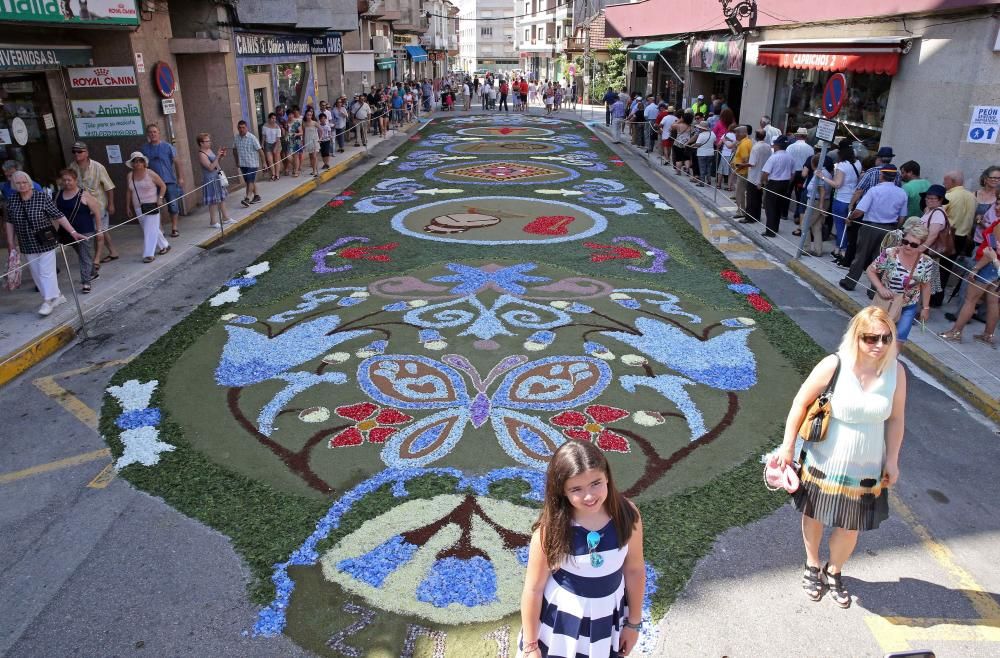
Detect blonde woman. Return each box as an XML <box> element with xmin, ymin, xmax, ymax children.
<box><xmin>775</xmin><ymin>307</ymin><xmax>906</xmax><ymax>609</ymax></box>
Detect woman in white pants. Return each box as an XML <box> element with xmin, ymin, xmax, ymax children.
<box><xmin>4</xmin><ymin>172</ymin><xmax>86</xmax><ymax>315</ymax></box>
<box><xmin>125</xmin><ymin>152</ymin><xmax>170</xmax><ymax>263</ymax></box>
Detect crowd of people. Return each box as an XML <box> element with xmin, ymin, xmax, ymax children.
<box><xmin>606</xmin><ymin>88</ymin><xmax>1000</xmax><ymax>349</ymax></box>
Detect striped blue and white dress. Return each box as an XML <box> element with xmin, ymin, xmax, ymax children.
<box><xmin>518</xmin><ymin>520</ymin><xmax>629</xmax><ymax>658</ymax></box>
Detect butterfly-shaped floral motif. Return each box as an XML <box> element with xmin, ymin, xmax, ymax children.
<box><xmin>356</xmin><ymin>353</ymin><xmax>612</xmax><ymax>469</ymax></box>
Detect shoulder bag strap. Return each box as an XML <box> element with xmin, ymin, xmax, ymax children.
<box><xmin>821</xmin><ymin>355</ymin><xmax>841</xmax><ymax>401</ymax></box>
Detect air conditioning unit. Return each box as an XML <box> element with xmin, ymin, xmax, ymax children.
<box><xmin>372</xmin><ymin>35</ymin><xmax>391</xmax><ymax>55</ymax></box>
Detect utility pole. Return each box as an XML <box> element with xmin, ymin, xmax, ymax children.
<box><xmin>583</xmin><ymin>0</ymin><xmax>591</xmax><ymax>105</ymax></box>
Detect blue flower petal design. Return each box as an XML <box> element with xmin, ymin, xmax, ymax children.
<box><xmin>602</xmin><ymin>318</ymin><xmax>757</xmax><ymax>390</ymax></box>
<box><xmin>337</xmin><ymin>535</ymin><xmax>419</xmax><ymax>588</ymax></box>
<box><xmin>215</xmin><ymin>316</ymin><xmax>372</xmax><ymax>387</ymax></box>
<box><xmin>229</xmin><ymin>315</ymin><xmax>257</xmax><ymax>325</ymax></box>
<box><xmin>115</xmin><ymin>407</ymin><xmax>161</xmax><ymax>430</ymax></box>
<box><xmin>727</xmin><ymin>283</ymin><xmax>760</xmax><ymax>295</ymax></box>
<box><xmin>225</xmin><ymin>276</ymin><xmax>257</xmax><ymax>287</ymax></box>
<box><xmin>430</xmin><ymin>263</ymin><xmax>549</xmax><ymax>295</ymax></box>
<box><xmin>415</xmin><ymin>556</ymin><xmax>499</xmax><ymax>607</ymax></box>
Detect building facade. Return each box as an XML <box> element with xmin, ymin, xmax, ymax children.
<box><xmin>454</xmin><ymin>0</ymin><xmax>517</xmax><ymax>74</ymax></box>
<box><xmin>514</xmin><ymin>0</ymin><xmax>572</xmax><ymax>82</ymax></box>
<box><xmin>605</xmin><ymin>0</ymin><xmax>1000</xmax><ymax>185</ymax></box>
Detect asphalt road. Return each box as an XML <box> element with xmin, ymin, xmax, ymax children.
<box><xmin>1</xmin><ymin>110</ymin><xmax>997</xmax><ymax>658</ymax></box>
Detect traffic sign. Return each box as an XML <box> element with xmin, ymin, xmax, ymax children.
<box><xmin>154</xmin><ymin>61</ymin><xmax>175</xmax><ymax>98</ymax></box>
<box><xmin>161</xmin><ymin>98</ymin><xmax>176</xmax><ymax>115</ymax></box>
<box><xmin>816</xmin><ymin>118</ymin><xmax>836</xmax><ymax>143</ymax></box>
<box><xmin>822</xmin><ymin>73</ymin><xmax>847</xmax><ymax>119</ymax></box>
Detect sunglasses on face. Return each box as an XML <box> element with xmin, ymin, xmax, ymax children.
<box><xmin>900</xmin><ymin>239</ymin><xmax>922</xmax><ymax>248</ymax></box>
<box><xmin>586</xmin><ymin>530</ymin><xmax>604</xmax><ymax>568</ymax></box>
<box><xmin>860</xmin><ymin>333</ymin><xmax>894</xmax><ymax>346</ymax></box>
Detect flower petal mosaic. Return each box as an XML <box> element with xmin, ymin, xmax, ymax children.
<box><xmin>101</xmin><ymin>114</ymin><xmax>811</xmax><ymax>657</ymax></box>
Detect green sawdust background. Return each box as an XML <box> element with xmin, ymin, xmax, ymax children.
<box><xmin>100</xmin><ymin>115</ymin><xmax>826</xmax><ymax>654</ymax></box>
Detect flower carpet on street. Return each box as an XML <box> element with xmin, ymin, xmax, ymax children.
<box><xmin>101</xmin><ymin>113</ymin><xmax>821</xmax><ymax>657</ymax></box>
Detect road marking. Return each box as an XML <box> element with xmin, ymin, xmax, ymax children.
<box><xmin>645</xmin><ymin>164</ymin><xmax>774</xmax><ymax>271</ymax></box>
<box><xmin>32</xmin><ymin>358</ymin><xmax>132</xmax><ymax>432</ymax></box>
<box><xmin>0</xmin><ymin>448</ymin><xmax>110</xmax><ymax>485</ymax></box>
<box><xmin>864</xmin><ymin>491</ymin><xmax>1000</xmax><ymax>651</ymax></box>
<box><xmin>87</xmin><ymin>462</ymin><xmax>117</xmax><ymax>489</ymax></box>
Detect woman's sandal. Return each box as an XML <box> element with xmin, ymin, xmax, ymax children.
<box><xmin>939</xmin><ymin>329</ymin><xmax>962</xmax><ymax>342</ymax></box>
<box><xmin>792</xmin><ymin>229</ymin><xmax>802</xmax><ymax>237</ymax></box>
<box><xmin>170</xmin><ymin>230</ymin><xmax>180</xmax><ymax>237</ymax></box>
<box><xmin>81</xmin><ymin>283</ymin><xmax>92</xmax><ymax>294</ymax></box>
<box><xmin>802</xmin><ymin>564</ymin><xmax>826</xmax><ymax>602</ymax></box>
<box><xmin>973</xmin><ymin>333</ymin><xmax>996</xmax><ymax>348</ymax></box>
<box><xmin>823</xmin><ymin>564</ymin><xmax>851</xmax><ymax>608</ymax></box>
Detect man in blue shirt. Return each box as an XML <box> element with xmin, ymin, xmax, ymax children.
<box><xmin>140</xmin><ymin>124</ymin><xmax>184</xmax><ymax>237</ymax></box>
<box><xmin>602</xmin><ymin>88</ymin><xmax>618</xmax><ymax>126</ymax></box>
<box><xmin>839</xmin><ymin>164</ymin><xmax>908</xmax><ymax>291</ymax></box>
<box><xmin>2</xmin><ymin>160</ymin><xmax>42</xmax><ymax>200</ymax></box>
<box><xmin>611</xmin><ymin>96</ymin><xmax>626</xmax><ymax>144</ymax></box>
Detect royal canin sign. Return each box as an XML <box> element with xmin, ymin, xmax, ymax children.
<box><xmin>68</xmin><ymin>66</ymin><xmax>137</xmax><ymax>89</ymax></box>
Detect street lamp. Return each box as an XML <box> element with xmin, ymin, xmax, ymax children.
<box><xmin>720</xmin><ymin>0</ymin><xmax>757</xmax><ymax>35</ymax></box>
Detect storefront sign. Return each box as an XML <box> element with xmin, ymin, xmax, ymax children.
<box><xmin>68</xmin><ymin>66</ymin><xmax>137</xmax><ymax>88</ymax></box>
<box><xmin>234</xmin><ymin>33</ymin><xmax>312</xmax><ymax>57</ymax></box>
<box><xmin>311</xmin><ymin>34</ymin><xmax>343</xmax><ymax>55</ymax></box>
<box><xmin>967</xmin><ymin>105</ymin><xmax>999</xmax><ymax>144</ymax></box>
<box><xmin>689</xmin><ymin>36</ymin><xmax>744</xmax><ymax>75</ymax></box>
<box><xmin>71</xmin><ymin>98</ymin><xmax>144</xmax><ymax>138</ymax></box>
<box><xmin>161</xmin><ymin>98</ymin><xmax>176</xmax><ymax>114</ymax></box>
<box><xmin>0</xmin><ymin>44</ymin><xmax>91</xmax><ymax>71</ymax></box>
<box><xmin>1</xmin><ymin>0</ymin><xmax>138</xmax><ymax>26</ymax></box>
<box><xmin>11</xmin><ymin>117</ymin><xmax>28</xmax><ymax>145</ymax></box>
<box><xmin>106</xmin><ymin>144</ymin><xmax>122</xmax><ymax>164</ymax></box>
<box><xmin>815</xmin><ymin>118</ymin><xmax>836</xmax><ymax>143</ymax></box>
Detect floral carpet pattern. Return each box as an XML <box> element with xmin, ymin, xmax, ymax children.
<box><xmin>101</xmin><ymin>113</ymin><xmax>819</xmax><ymax>657</ymax></box>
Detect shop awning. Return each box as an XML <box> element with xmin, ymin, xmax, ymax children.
<box><xmin>376</xmin><ymin>57</ymin><xmax>395</xmax><ymax>70</ymax></box>
<box><xmin>627</xmin><ymin>40</ymin><xmax>681</xmax><ymax>62</ymax></box>
<box><xmin>755</xmin><ymin>38</ymin><xmax>909</xmax><ymax>76</ymax></box>
<box><xmin>405</xmin><ymin>45</ymin><xmax>428</xmax><ymax>62</ymax></box>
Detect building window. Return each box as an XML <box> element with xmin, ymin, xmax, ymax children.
<box><xmin>524</xmin><ymin>28</ymin><xmax>529</xmax><ymax>41</ymax></box>
<box><xmin>772</xmin><ymin>68</ymin><xmax>891</xmax><ymax>135</ymax></box>
<box><xmin>481</xmin><ymin>27</ymin><xmax>493</xmax><ymax>36</ymax></box>
<box><xmin>524</xmin><ymin>2</ymin><xmax>529</xmax><ymax>14</ymax></box>
<box><xmin>556</xmin><ymin>26</ymin><xmax>560</xmax><ymax>38</ymax></box>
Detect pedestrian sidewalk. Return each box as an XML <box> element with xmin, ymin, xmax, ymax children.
<box><xmin>598</xmin><ymin>123</ymin><xmax>1000</xmax><ymax>419</ymax></box>
<box><xmin>0</xmin><ymin>120</ymin><xmax>424</xmax><ymax>386</ymax></box>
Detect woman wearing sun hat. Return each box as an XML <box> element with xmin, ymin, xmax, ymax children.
<box><xmin>917</xmin><ymin>183</ymin><xmax>950</xmax><ymax>306</ymax></box>
<box><xmin>125</xmin><ymin>151</ymin><xmax>170</xmax><ymax>263</ymax></box>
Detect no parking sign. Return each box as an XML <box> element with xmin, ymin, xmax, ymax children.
<box><xmin>967</xmin><ymin>105</ymin><xmax>999</xmax><ymax>144</ymax></box>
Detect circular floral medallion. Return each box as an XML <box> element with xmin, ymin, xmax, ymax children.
<box><xmin>424</xmin><ymin>160</ymin><xmax>578</xmax><ymax>185</ymax></box>
<box><xmin>444</xmin><ymin>141</ymin><xmax>562</xmax><ymax>155</ymax></box>
<box><xmin>456</xmin><ymin>126</ymin><xmax>554</xmax><ymax>138</ymax></box>
<box><xmin>390</xmin><ymin>196</ymin><xmax>608</xmax><ymax>245</ymax></box>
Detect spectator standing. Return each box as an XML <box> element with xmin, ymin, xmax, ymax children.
<box><xmin>68</xmin><ymin>141</ymin><xmax>119</xmax><ymax>265</ymax></box>
<box><xmin>603</xmin><ymin>88</ymin><xmax>617</xmax><ymax>126</ymax></box>
<box><xmin>760</xmin><ymin>136</ymin><xmax>795</xmax><ymax>237</ymax></box>
<box><xmin>2</xmin><ymin>160</ymin><xmax>42</xmax><ymax>200</ymax></box>
<box><xmin>140</xmin><ymin>124</ymin><xmax>184</xmax><ymax>238</ymax></box>
<box><xmin>463</xmin><ymin>79</ymin><xmax>472</xmax><ymax>110</ymax></box>
<box><xmin>690</xmin><ymin>94</ymin><xmax>708</xmax><ymax>115</ymax></box>
<box><xmin>899</xmin><ymin>161</ymin><xmax>930</xmax><ymax>218</ymax></box>
<box><xmin>940</xmin><ymin>197</ymin><xmax>1000</xmax><ymax>344</ymax></box>
<box><xmin>498</xmin><ymin>79</ymin><xmax>509</xmax><ymax>112</ymax></box>
<box><xmin>817</xmin><ymin>142</ymin><xmax>862</xmax><ymax>263</ymax></box>
<box><xmin>262</xmin><ymin>113</ymin><xmax>283</xmax><ymax>181</ymax></box>
<box><xmin>787</xmin><ymin>128</ymin><xmax>814</xmax><ymax>223</ymax></box>
<box><xmin>643</xmin><ymin>97</ymin><xmax>659</xmax><ymax>154</ymax></box>
<box><xmin>233</xmin><ymin>120</ymin><xmax>265</xmax><ymax>206</ymax></box>
<box><xmin>692</xmin><ymin>121</ymin><xmax>714</xmax><ymax>187</ymax></box>
<box><xmin>55</xmin><ymin>168</ymin><xmax>101</xmax><ymax>294</ymax></box>
<box><xmin>745</xmin><ymin>130</ymin><xmax>772</xmax><ymax>226</ymax></box>
<box><xmin>760</xmin><ymin>115</ymin><xmax>781</xmax><ymax>144</ymax></box>
<box><xmin>867</xmin><ymin>218</ymin><xmax>934</xmax><ymax>342</ymax></box>
<box><xmin>353</xmin><ymin>95</ymin><xmax>371</xmax><ymax>147</ymax></box>
<box><xmin>287</xmin><ymin>108</ymin><xmax>303</xmax><ymax>177</ymax></box>
<box><xmin>4</xmin><ymin>171</ymin><xmax>85</xmax><ymax>315</ymax></box>
<box><xmin>124</xmin><ymin>152</ymin><xmax>169</xmax><ymax>264</ymax></box>
<box><xmin>333</xmin><ymin>98</ymin><xmax>349</xmax><ymax>152</ymax></box>
<box><xmin>731</xmin><ymin>126</ymin><xmax>752</xmax><ymax>220</ymax></box>
<box><xmin>196</xmin><ymin>133</ymin><xmax>234</xmax><ymax>228</ymax></box>
<box><xmin>839</xmin><ymin>164</ymin><xmax>909</xmax><ymax>291</ymax></box>
<box><xmin>318</xmin><ymin>113</ymin><xmax>333</xmax><ymax>170</ymax></box>
<box><xmin>973</xmin><ymin>166</ymin><xmax>1000</xmax><ymax>254</ymax></box>
<box><xmin>717</xmin><ymin>122</ymin><xmax>737</xmax><ymax>191</ymax></box>
<box><xmin>944</xmin><ymin>170</ymin><xmax>977</xmax><ymax>261</ymax></box>
<box><xmin>610</xmin><ymin>95</ymin><xmax>626</xmax><ymax>143</ymax></box>
<box><xmin>301</xmin><ymin>108</ymin><xmax>320</xmax><ymax>177</ymax></box>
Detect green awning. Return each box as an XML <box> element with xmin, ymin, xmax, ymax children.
<box><xmin>627</xmin><ymin>40</ymin><xmax>682</xmax><ymax>62</ymax></box>
<box><xmin>376</xmin><ymin>57</ymin><xmax>395</xmax><ymax>70</ymax></box>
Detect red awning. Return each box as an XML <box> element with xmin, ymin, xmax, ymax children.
<box><xmin>756</xmin><ymin>48</ymin><xmax>901</xmax><ymax>75</ymax></box>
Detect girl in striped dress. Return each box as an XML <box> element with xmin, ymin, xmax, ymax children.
<box><xmin>518</xmin><ymin>440</ymin><xmax>646</xmax><ymax>658</ymax></box>
<box><xmin>775</xmin><ymin>306</ymin><xmax>907</xmax><ymax>609</ymax></box>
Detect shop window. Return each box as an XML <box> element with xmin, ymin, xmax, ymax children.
<box><xmin>0</xmin><ymin>74</ymin><xmax>63</xmax><ymax>188</ymax></box>
<box><xmin>276</xmin><ymin>62</ymin><xmax>308</xmax><ymax>109</ymax></box>
<box><xmin>772</xmin><ymin>68</ymin><xmax>890</xmax><ymax>140</ymax></box>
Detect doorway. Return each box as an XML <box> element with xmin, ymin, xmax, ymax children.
<box><xmin>245</xmin><ymin>70</ymin><xmax>273</xmax><ymax>140</ymax></box>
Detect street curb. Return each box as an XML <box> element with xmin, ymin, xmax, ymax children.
<box><xmin>788</xmin><ymin>259</ymin><xmax>1000</xmax><ymax>420</ymax></box>
<box><xmin>0</xmin><ymin>325</ymin><xmax>76</xmax><ymax>388</ymax></box>
<box><xmin>0</xmin><ymin>121</ymin><xmax>427</xmax><ymax>388</ymax></box>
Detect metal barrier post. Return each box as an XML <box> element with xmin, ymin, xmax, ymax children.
<box><xmin>59</xmin><ymin>243</ymin><xmax>89</xmax><ymax>338</ymax></box>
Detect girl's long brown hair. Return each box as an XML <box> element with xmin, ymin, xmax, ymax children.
<box><xmin>534</xmin><ymin>440</ymin><xmax>638</xmax><ymax>569</ymax></box>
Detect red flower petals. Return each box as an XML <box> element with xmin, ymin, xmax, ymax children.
<box><xmin>338</xmin><ymin>242</ymin><xmax>400</xmax><ymax>262</ymax></box>
<box><xmin>375</xmin><ymin>408</ymin><xmax>413</xmax><ymax>425</ymax></box>
<box><xmin>586</xmin><ymin>404</ymin><xmax>629</xmax><ymax>423</ymax></box>
<box><xmin>721</xmin><ymin>270</ymin><xmax>743</xmax><ymax>284</ymax></box>
<box><xmin>329</xmin><ymin>426</ymin><xmax>364</xmax><ymax>447</ymax></box>
<box><xmin>596</xmin><ymin>430</ymin><xmax>630</xmax><ymax>453</ymax></box>
<box><xmin>336</xmin><ymin>402</ymin><xmax>378</xmax><ymax>421</ymax></box>
<box><xmin>367</xmin><ymin>426</ymin><xmax>398</xmax><ymax>443</ymax></box>
<box><xmin>564</xmin><ymin>428</ymin><xmax>593</xmax><ymax>441</ymax></box>
<box><xmin>746</xmin><ymin>293</ymin><xmax>773</xmax><ymax>312</ymax></box>
<box><xmin>551</xmin><ymin>411</ymin><xmax>589</xmax><ymax>427</ymax></box>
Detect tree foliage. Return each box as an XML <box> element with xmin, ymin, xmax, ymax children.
<box><xmin>590</xmin><ymin>38</ymin><xmax>627</xmax><ymax>101</ymax></box>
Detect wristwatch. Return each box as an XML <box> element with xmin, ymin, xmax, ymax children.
<box><xmin>623</xmin><ymin>620</ymin><xmax>643</xmax><ymax>631</ymax></box>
